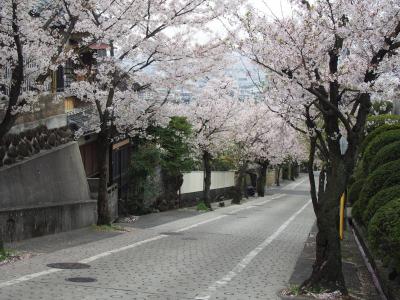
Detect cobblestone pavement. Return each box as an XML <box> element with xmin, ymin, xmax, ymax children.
<box><xmin>0</xmin><ymin>176</ymin><xmax>315</xmax><ymax>300</ymax></box>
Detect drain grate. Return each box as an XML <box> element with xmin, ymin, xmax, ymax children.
<box><xmin>182</xmin><ymin>237</ymin><xmax>197</xmax><ymax>240</ymax></box>
<box><xmin>66</xmin><ymin>277</ymin><xmax>97</xmax><ymax>283</ymax></box>
<box><xmin>47</xmin><ymin>263</ymin><xmax>90</xmax><ymax>270</ymax></box>
<box><xmin>160</xmin><ymin>232</ymin><xmax>184</xmax><ymax>236</ymax></box>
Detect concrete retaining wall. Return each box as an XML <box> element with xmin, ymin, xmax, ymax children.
<box><xmin>0</xmin><ymin>142</ymin><xmax>97</xmax><ymax>242</ymax></box>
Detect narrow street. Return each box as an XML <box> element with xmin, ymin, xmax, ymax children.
<box><xmin>0</xmin><ymin>178</ymin><xmax>314</xmax><ymax>300</ymax></box>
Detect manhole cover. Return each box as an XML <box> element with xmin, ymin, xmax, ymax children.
<box><xmin>47</xmin><ymin>263</ymin><xmax>90</xmax><ymax>269</ymax></box>
<box><xmin>160</xmin><ymin>232</ymin><xmax>184</xmax><ymax>236</ymax></box>
<box><xmin>66</xmin><ymin>277</ymin><xmax>97</xmax><ymax>283</ymax></box>
<box><xmin>182</xmin><ymin>237</ymin><xmax>197</xmax><ymax>240</ymax></box>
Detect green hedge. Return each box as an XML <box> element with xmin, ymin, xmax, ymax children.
<box><xmin>362</xmin><ymin>130</ymin><xmax>400</xmax><ymax>175</ymax></box>
<box><xmin>352</xmin><ymin>159</ymin><xmax>400</xmax><ymax>224</ymax></box>
<box><xmin>368</xmin><ymin>198</ymin><xmax>400</xmax><ymax>273</ymax></box>
<box><xmin>348</xmin><ymin>179</ymin><xmax>365</xmax><ymax>205</ymax></box>
<box><xmin>363</xmin><ymin>186</ymin><xmax>400</xmax><ymax>225</ymax></box>
<box><xmin>359</xmin><ymin>124</ymin><xmax>400</xmax><ymax>157</ymax></box>
<box><xmin>366</xmin><ymin>114</ymin><xmax>400</xmax><ymax>134</ymax></box>
<box><xmin>381</xmin><ymin>173</ymin><xmax>400</xmax><ymax>190</ymax></box>
<box><xmin>370</xmin><ymin>100</ymin><xmax>394</xmax><ymax>116</ymax></box>
<box><xmin>368</xmin><ymin>141</ymin><xmax>400</xmax><ymax>174</ymax></box>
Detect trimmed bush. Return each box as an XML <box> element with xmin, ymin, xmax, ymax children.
<box><xmin>352</xmin><ymin>159</ymin><xmax>400</xmax><ymax>224</ymax></box>
<box><xmin>352</xmin><ymin>200</ymin><xmax>363</xmax><ymax>223</ymax></box>
<box><xmin>362</xmin><ymin>130</ymin><xmax>400</xmax><ymax>175</ymax></box>
<box><xmin>369</xmin><ymin>141</ymin><xmax>400</xmax><ymax>174</ymax></box>
<box><xmin>368</xmin><ymin>198</ymin><xmax>400</xmax><ymax>273</ymax></box>
<box><xmin>366</xmin><ymin>114</ymin><xmax>400</xmax><ymax>134</ymax></box>
<box><xmin>370</xmin><ymin>100</ymin><xmax>394</xmax><ymax>116</ymax></box>
<box><xmin>363</xmin><ymin>186</ymin><xmax>400</xmax><ymax>225</ymax></box>
<box><xmin>353</xmin><ymin>162</ymin><xmax>365</xmax><ymax>180</ymax></box>
<box><xmin>360</xmin><ymin>124</ymin><xmax>400</xmax><ymax>157</ymax></box>
<box><xmin>348</xmin><ymin>178</ymin><xmax>365</xmax><ymax>205</ymax></box>
<box><xmin>381</xmin><ymin>173</ymin><xmax>400</xmax><ymax>190</ymax></box>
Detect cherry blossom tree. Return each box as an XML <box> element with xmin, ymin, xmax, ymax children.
<box><xmin>236</xmin><ymin>0</ymin><xmax>400</xmax><ymax>293</ymax></box>
<box><xmin>227</xmin><ymin>101</ymin><xmax>296</xmax><ymax>202</ymax></box>
<box><xmin>0</xmin><ymin>0</ymin><xmax>87</xmax><ymax>141</ymax></box>
<box><xmin>66</xmin><ymin>0</ymin><xmax>237</xmax><ymax>224</ymax></box>
<box><xmin>232</xmin><ymin>101</ymin><xmax>305</xmax><ymax>198</ymax></box>
<box><xmin>181</xmin><ymin>76</ymin><xmax>240</xmax><ymax>208</ymax></box>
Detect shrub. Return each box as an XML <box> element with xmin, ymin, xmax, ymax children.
<box><xmin>212</xmin><ymin>154</ymin><xmax>236</xmax><ymax>171</ymax></box>
<box><xmin>352</xmin><ymin>159</ymin><xmax>400</xmax><ymax>224</ymax></box>
<box><xmin>348</xmin><ymin>175</ymin><xmax>356</xmax><ymax>187</ymax></box>
<box><xmin>365</xmin><ymin>114</ymin><xmax>400</xmax><ymax>134</ymax></box>
<box><xmin>368</xmin><ymin>198</ymin><xmax>400</xmax><ymax>273</ymax></box>
<box><xmin>363</xmin><ymin>186</ymin><xmax>400</xmax><ymax>225</ymax></box>
<box><xmin>353</xmin><ymin>162</ymin><xmax>365</xmax><ymax>180</ymax></box>
<box><xmin>370</xmin><ymin>100</ymin><xmax>394</xmax><ymax>116</ymax></box>
<box><xmin>348</xmin><ymin>179</ymin><xmax>365</xmax><ymax>205</ymax></box>
<box><xmin>368</xmin><ymin>141</ymin><xmax>400</xmax><ymax>174</ymax></box>
<box><xmin>359</xmin><ymin>124</ymin><xmax>400</xmax><ymax>157</ymax></box>
<box><xmin>196</xmin><ymin>201</ymin><xmax>210</xmax><ymax>211</ymax></box>
<box><xmin>381</xmin><ymin>173</ymin><xmax>400</xmax><ymax>191</ymax></box>
<box><xmin>352</xmin><ymin>200</ymin><xmax>363</xmax><ymax>223</ymax></box>
<box><xmin>362</xmin><ymin>130</ymin><xmax>400</xmax><ymax>175</ymax></box>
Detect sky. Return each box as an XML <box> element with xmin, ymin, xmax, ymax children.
<box><xmin>191</xmin><ymin>0</ymin><xmax>292</xmax><ymax>44</ymax></box>
<box><xmin>250</xmin><ymin>0</ymin><xmax>292</xmax><ymax>17</ymax></box>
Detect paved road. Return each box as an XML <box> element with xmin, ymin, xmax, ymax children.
<box><xmin>0</xmin><ymin>177</ymin><xmax>315</xmax><ymax>300</ymax></box>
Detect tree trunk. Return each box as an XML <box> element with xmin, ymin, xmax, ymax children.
<box><xmin>276</xmin><ymin>166</ymin><xmax>281</xmax><ymax>186</ymax></box>
<box><xmin>0</xmin><ymin>227</ymin><xmax>4</xmax><ymax>256</ymax></box>
<box><xmin>256</xmin><ymin>161</ymin><xmax>268</xmax><ymax>197</ymax></box>
<box><xmin>0</xmin><ymin>2</ymin><xmax>24</xmax><ymax>142</ymax></box>
<box><xmin>96</xmin><ymin>131</ymin><xmax>111</xmax><ymax>225</ymax></box>
<box><xmin>232</xmin><ymin>166</ymin><xmax>246</xmax><ymax>204</ymax></box>
<box><xmin>302</xmin><ymin>160</ymin><xmax>347</xmax><ymax>293</ymax></box>
<box><xmin>157</xmin><ymin>170</ymin><xmax>183</xmax><ymax>211</ymax></box>
<box><xmin>290</xmin><ymin>163</ymin><xmax>295</xmax><ymax>181</ymax></box>
<box><xmin>292</xmin><ymin>162</ymin><xmax>299</xmax><ymax>179</ymax></box>
<box><xmin>126</xmin><ymin>137</ymin><xmax>145</xmax><ymax>215</ymax></box>
<box><xmin>203</xmin><ymin>151</ymin><xmax>212</xmax><ymax>209</ymax></box>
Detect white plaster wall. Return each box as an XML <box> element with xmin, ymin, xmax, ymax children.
<box><xmin>181</xmin><ymin>171</ymin><xmax>235</xmax><ymax>194</ymax></box>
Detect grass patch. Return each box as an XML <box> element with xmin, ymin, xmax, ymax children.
<box><xmin>0</xmin><ymin>249</ymin><xmax>13</xmax><ymax>262</ymax></box>
<box><xmin>284</xmin><ymin>284</ymin><xmax>303</xmax><ymax>296</ymax></box>
<box><xmin>196</xmin><ymin>201</ymin><xmax>210</xmax><ymax>212</ymax></box>
<box><xmin>91</xmin><ymin>224</ymin><xmax>127</xmax><ymax>232</ymax></box>
<box><xmin>282</xmin><ymin>285</ymin><xmax>346</xmax><ymax>299</ymax></box>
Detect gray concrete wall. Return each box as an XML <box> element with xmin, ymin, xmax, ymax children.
<box><xmin>0</xmin><ymin>200</ymin><xmax>97</xmax><ymax>242</ymax></box>
<box><xmin>0</xmin><ymin>142</ymin><xmax>90</xmax><ymax>208</ymax></box>
<box><xmin>0</xmin><ymin>142</ymin><xmax>97</xmax><ymax>242</ymax></box>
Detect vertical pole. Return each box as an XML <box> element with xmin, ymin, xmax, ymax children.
<box><xmin>339</xmin><ymin>192</ymin><xmax>346</xmax><ymax>240</ymax></box>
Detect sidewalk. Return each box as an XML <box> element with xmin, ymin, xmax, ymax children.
<box><xmin>285</xmin><ymin>223</ymin><xmax>381</xmax><ymax>299</ymax></box>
